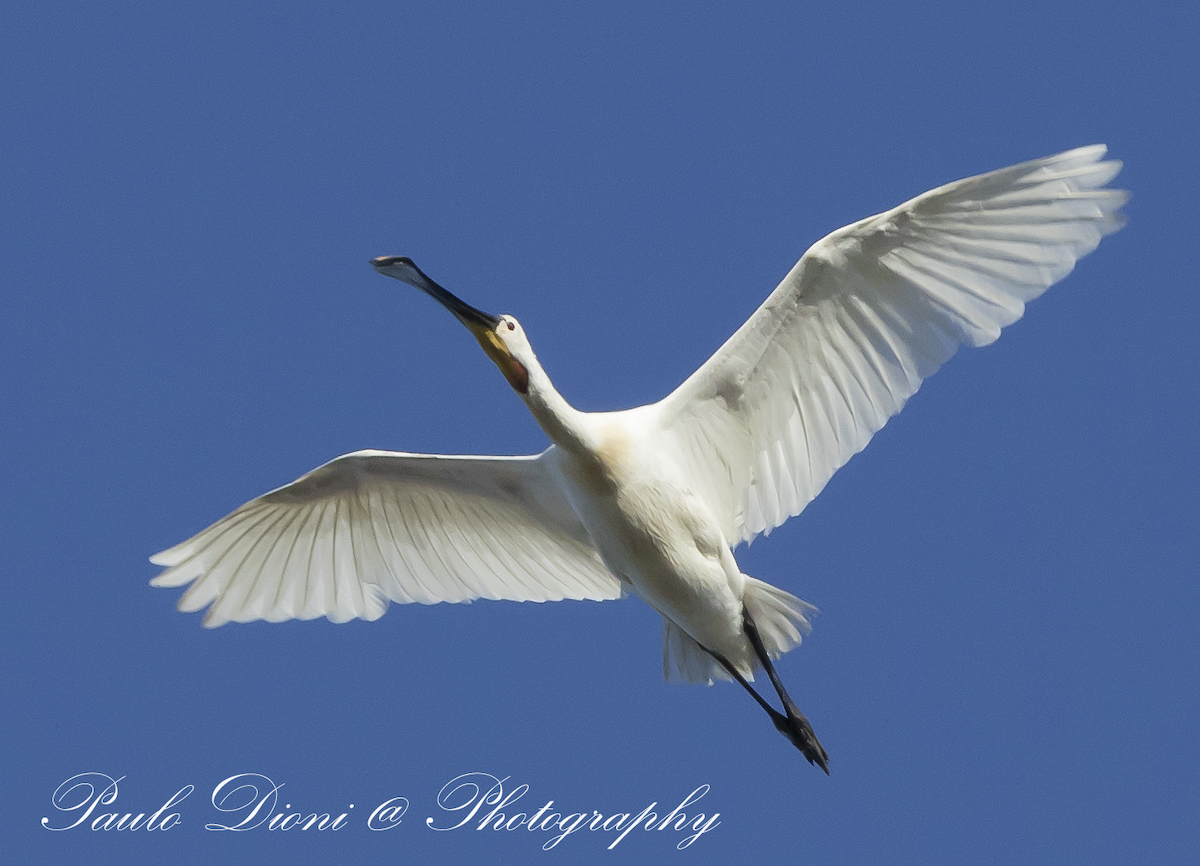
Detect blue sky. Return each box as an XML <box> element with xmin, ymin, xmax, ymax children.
<box><xmin>4</xmin><ymin>2</ymin><xmax>1197</xmax><ymax>863</ymax></box>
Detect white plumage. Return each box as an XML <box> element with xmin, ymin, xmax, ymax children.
<box><xmin>152</xmin><ymin>146</ymin><xmax>1127</xmax><ymax>770</ymax></box>
<box><xmin>152</xmin><ymin>451</ymin><xmax>621</xmax><ymax>624</ymax></box>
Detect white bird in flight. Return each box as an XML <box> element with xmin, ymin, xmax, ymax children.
<box><xmin>152</xmin><ymin>146</ymin><xmax>1127</xmax><ymax>772</ymax></box>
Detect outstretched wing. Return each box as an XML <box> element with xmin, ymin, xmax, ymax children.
<box><xmin>150</xmin><ymin>448</ymin><xmax>621</xmax><ymax>627</ymax></box>
<box><xmin>653</xmin><ymin>145</ymin><xmax>1127</xmax><ymax>544</ymax></box>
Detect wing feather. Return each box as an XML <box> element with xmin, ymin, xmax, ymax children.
<box><xmin>150</xmin><ymin>448</ymin><xmax>621</xmax><ymax>626</ymax></box>
<box><xmin>654</xmin><ymin>145</ymin><xmax>1127</xmax><ymax>544</ymax></box>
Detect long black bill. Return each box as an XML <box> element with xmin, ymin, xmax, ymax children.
<box><xmin>371</xmin><ymin>256</ymin><xmax>500</xmax><ymax>331</ymax></box>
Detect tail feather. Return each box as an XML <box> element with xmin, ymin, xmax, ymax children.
<box><xmin>662</xmin><ymin>576</ymin><xmax>816</xmax><ymax>684</ymax></box>
<box><xmin>742</xmin><ymin>576</ymin><xmax>816</xmax><ymax>660</ymax></box>
<box><xmin>663</xmin><ymin>617</ymin><xmax>733</xmax><ymax>684</ymax></box>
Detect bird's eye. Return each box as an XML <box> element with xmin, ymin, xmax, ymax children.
<box><xmin>506</xmin><ymin>320</ymin><xmax>515</xmax><ymax>331</ymax></box>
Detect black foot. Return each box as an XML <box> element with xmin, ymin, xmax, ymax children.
<box><xmin>740</xmin><ymin>606</ymin><xmax>829</xmax><ymax>773</ymax></box>
<box><xmin>704</xmin><ymin>639</ymin><xmax>829</xmax><ymax>773</ymax></box>
<box><xmin>772</xmin><ymin>698</ymin><xmax>829</xmax><ymax>774</ymax></box>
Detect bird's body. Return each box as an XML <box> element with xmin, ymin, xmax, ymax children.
<box><xmin>152</xmin><ymin>146</ymin><xmax>1128</xmax><ymax>770</ymax></box>
<box><xmin>544</xmin><ymin>409</ymin><xmax>756</xmax><ymax>675</ymax></box>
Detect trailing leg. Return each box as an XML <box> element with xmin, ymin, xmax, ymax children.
<box><xmin>742</xmin><ymin>606</ymin><xmax>829</xmax><ymax>772</ymax></box>
<box><xmin>704</xmin><ymin>641</ymin><xmax>829</xmax><ymax>773</ymax></box>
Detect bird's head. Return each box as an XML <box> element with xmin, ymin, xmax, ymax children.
<box><xmin>371</xmin><ymin>256</ymin><xmax>530</xmax><ymax>395</ymax></box>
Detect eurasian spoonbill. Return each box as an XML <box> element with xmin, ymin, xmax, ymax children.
<box><xmin>151</xmin><ymin>146</ymin><xmax>1127</xmax><ymax>771</ymax></box>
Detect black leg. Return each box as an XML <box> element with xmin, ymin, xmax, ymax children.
<box><xmin>742</xmin><ymin>607</ymin><xmax>829</xmax><ymax>773</ymax></box>
<box><xmin>709</xmin><ymin>651</ymin><xmax>788</xmax><ymax>726</ymax></box>
<box><xmin>704</xmin><ymin>630</ymin><xmax>829</xmax><ymax>773</ymax></box>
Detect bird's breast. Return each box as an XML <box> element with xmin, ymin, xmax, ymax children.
<box><xmin>550</xmin><ymin>429</ymin><xmax>741</xmax><ymax>633</ymax></box>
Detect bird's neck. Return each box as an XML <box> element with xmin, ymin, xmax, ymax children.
<box><xmin>521</xmin><ymin>361</ymin><xmax>598</xmax><ymax>457</ymax></box>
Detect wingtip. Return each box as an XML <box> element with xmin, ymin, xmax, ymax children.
<box><xmin>149</xmin><ymin>539</ymin><xmax>192</xmax><ymax>567</ymax></box>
